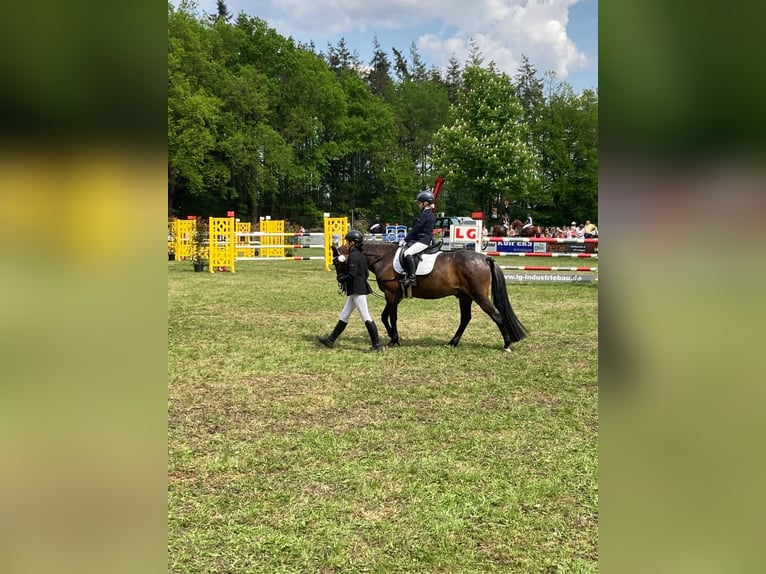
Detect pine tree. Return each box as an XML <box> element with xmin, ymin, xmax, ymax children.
<box><xmin>209</xmin><ymin>0</ymin><xmax>231</xmax><ymax>23</ymax></box>
<box><xmin>391</xmin><ymin>47</ymin><xmax>410</xmax><ymax>82</ymax></box>
<box><xmin>367</xmin><ymin>36</ymin><xmax>393</xmax><ymax>99</ymax></box>
<box><xmin>466</xmin><ymin>38</ymin><xmax>484</xmax><ymax>67</ymax></box>
<box><xmin>409</xmin><ymin>42</ymin><xmax>428</xmax><ymax>82</ymax></box>
<box><xmin>445</xmin><ymin>54</ymin><xmax>462</xmax><ymax>104</ymax></box>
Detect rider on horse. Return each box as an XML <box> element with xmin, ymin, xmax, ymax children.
<box><xmin>522</xmin><ymin>213</ymin><xmax>534</xmax><ymax>230</ymax></box>
<box><xmin>400</xmin><ymin>190</ymin><xmax>436</xmax><ymax>288</ymax></box>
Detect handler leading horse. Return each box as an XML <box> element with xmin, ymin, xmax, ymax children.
<box><xmin>337</xmin><ymin>242</ymin><xmax>527</xmax><ymax>352</ymax></box>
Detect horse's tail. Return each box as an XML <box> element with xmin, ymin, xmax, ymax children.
<box><xmin>488</xmin><ymin>257</ymin><xmax>527</xmax><ymax>343</ymax></box>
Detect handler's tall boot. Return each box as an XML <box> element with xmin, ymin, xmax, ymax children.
<box><xmin>401</xmin><ymin>255</ymin><xmax>417</xmax><ymax>287</ymax></box>
<box><xmin>317</xmin><ymin>320</ymin><xmax>347</xmax><ymax>348</ymax></box>
<box><xmin>364</xmin><ymin>320</ymin><xmax>383</xmax><ymax>352</ymax></box>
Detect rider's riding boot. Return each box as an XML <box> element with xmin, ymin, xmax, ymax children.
<box><xmin>364</xmin><ymin>320</ymin><xmax>383</xmax><ymax>352</ymax></box>
<box><xmin>317</xmin><ymin>320</ymin><xmax>347</xmax><ymax>348</ymax></box>
<box><xmin>401</xmin><ymin>255</ymin><xmax>417</xmax><ymax>287</ymax></box>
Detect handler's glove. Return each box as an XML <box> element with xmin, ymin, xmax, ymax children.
<box><xmin>398</xmin><ymin>239</ymin><xmax>405</xmax><ymax>247</ymax></box>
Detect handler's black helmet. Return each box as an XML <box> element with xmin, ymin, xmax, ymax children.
<box><xmin>416</xmin><ymin>190</ymin><xmax>434</xmax><ymax>203</ymax></box>
<box><xmin>345</xmin><ymin>229</ymin><xmax>364</xmax><ymax>244</ymax></box>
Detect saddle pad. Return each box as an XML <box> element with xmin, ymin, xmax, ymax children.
<box><xmin>393</xmin><ymin>247</ymin><xmax>440</xmax><ymax>275</ymax></box>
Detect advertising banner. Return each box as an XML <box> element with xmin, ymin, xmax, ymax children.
<box><xmin>547</xmin><ymin>242</ymin><xmax>598</xmax><ymax>254</ymax></box>
<box><xmin>504</xmin><ymin>273</ymin><xmax>597</xmax><ymax>283</ymax></box>
<box><xmin>385</xmin><ymin>225</ymin><xmax>407</xmax><ymax>243</ymax></box>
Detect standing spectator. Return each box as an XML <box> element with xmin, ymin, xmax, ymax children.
<box><xmin>502</xmin><ymin>198</ymin><xmax>513</xmax><ymax>223</ymax></box>
<box><xmin>583</xmin><ymin>220</ymin><xmax>597</xmax><ymax>238</ymax></box>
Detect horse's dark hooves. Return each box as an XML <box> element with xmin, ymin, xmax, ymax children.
<box><xmin>387</xmin><ymin>340</ymin><xmax>401</xmax><ymax>348</ymax></box>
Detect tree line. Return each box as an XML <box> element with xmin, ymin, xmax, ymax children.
<box><xmin>168</xmin><ymin>1</ymin><xmax>598</xmax><ymax>228</ymax></box>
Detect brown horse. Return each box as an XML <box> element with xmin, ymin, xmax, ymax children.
<box><xmin>510</xmin><ymin>219</ymin><xmax>543</xmax><ymax>238</ymax></box>
<box><xmin>490</xmin><ymin>216</ymin><xmax>515</xmax><ymax>238</ymax></box>
<box><xmin>337</xmin><ymin>242</ymin><xmax>527</xmax><ymax>352</ymax></box>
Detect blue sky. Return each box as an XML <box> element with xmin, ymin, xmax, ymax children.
<box><xmin>177</xmin><ymin>0</ymin><xmax>597</xmax><ymax>94</ymax></box>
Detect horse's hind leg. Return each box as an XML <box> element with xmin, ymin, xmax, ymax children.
<box><xmin>448</xmin><ymin>294</ymin><xmax>473</xmax><ymax>347</ymax></box>
<box><xmin>474</xmin><ymin>295</ymin><xmax>511</xmax><ymax>351</ymax></box>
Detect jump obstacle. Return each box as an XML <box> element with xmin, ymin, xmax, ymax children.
<box><xmin>169</xmin><ymin>215</ymin><xmax>348</xmax><ymax>272</ymax></box>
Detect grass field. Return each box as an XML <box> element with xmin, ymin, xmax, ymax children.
<box><xmin>168</xmin><ymin>259</ymin><xmax>598</xmax><ymax>573</ymax></box>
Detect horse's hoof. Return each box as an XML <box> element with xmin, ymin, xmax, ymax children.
<box><xmin>502</xmin><ymin>347</ymin><xmax>512</xmax><ymax>353</ymax></box>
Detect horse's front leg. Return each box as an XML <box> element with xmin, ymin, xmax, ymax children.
<box><xmin>448</xmin><ymin>294</ymin><xmax>473</xmax><ymax>347</ymax></box>
<box><xmin>382</xmin><ymin>296</ymin><xmax>401</xmax><ymax>347</ymax></box>
<box><xmin>381</xmin><ymin>303</ymin><xmax>395</xmax><ymax>342</ymax></box>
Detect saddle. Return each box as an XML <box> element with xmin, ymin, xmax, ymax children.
<box><xmin>393</xmin><ymin>240</ymin><xmax>442</xmax><ymax>276</ymax></box>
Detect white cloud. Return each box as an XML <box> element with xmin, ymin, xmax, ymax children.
<box><xmin>195</xmin><ymin>0</ymin><xmax>591</xmax><ymax>81</ymax></box>
<box><xmin>411</xmin><ymin>0</ymin><xmax>588</xmax><ymax>78</ymax></box>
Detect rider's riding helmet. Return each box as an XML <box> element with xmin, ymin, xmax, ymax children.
<box><xmin>416</xmin><ymin>190</ymin><xmax>434</xmax><ymax>204</ymax></box>
<box><xmin>345</xmin><ymin>229</ymin><xmax>364</xmax><ymax>244</ymax></box>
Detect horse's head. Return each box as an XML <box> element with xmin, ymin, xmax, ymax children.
<box><xmin>331</xmin><ymin>244</ymin><xmax>349</xmax><ymax>276</ymax></box>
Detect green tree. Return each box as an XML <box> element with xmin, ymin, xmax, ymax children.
<box><xmin>409</xmin><ymin>42</ymin><xmax>428</xmax><ymax>83</ymax></box>
<box><xmin>168</xmin><ymin>2</ymin><xmax>224</xmax><ymax>215</ymax></box>
<box><xmin>208</xmin><ymin>0</ymin><xmax>231</xmax><ymax>23</ymax></box>
<box><xmin>466</xmin><ymin>38</ymin><xmax>484</xmax><ymax>68</ymax></box>
<box><xmin>515</xmin><ymin>54</ymin><xmax>545</xmax><ymax>125</ymax></box>
<box><xmin>392</xmin><ymin>79</ymin><xmax>452</xmax><ymax>185</ymax></box>
<box><xmin>323</xmin><ymin>38</ymin><xmax>361</xmax><ymax>74</ymax></box>
<box><xmin>432</xmin><ymin>66</ymin><xmax>539</xmax><ymax>217</ymax></box>
<box><xmin>444</xmin><ymin>54</ymin><xmax>463</xmax><ymax>104</ymax></box>
<box><xmin>167</xmin><ymin>3</ymin><xmax>596</xmax><ymax>227</ymax></box>
<box><xmin>367</xmin><ymin>36</ymin><xmax>393</xmax><ymax>99</ymax></box>
<box><xmin>391</xmin><ymin>47</ymin><xmax>410</xmax><ymax>83</ymax></box>
<box><xmin>532</xmin><ymin>71</ymin><xmax>598</xmax><ymax>225</ymax></box>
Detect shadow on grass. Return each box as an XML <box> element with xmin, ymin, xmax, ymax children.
<box><xmin>305</xmin><ymin>333</ymin><xmax>519</xmax><ymax>351</ymax></box>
